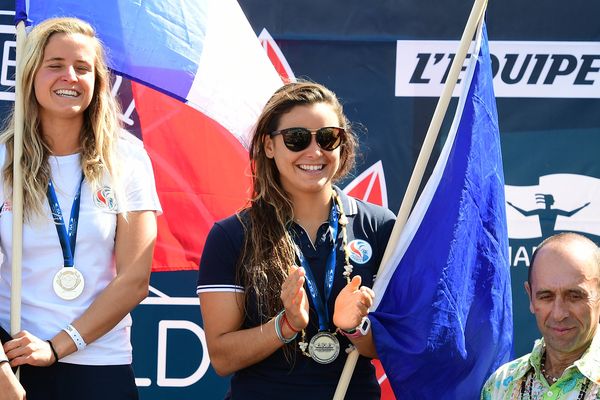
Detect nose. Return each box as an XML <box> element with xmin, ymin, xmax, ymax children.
<box><xmin>550</xmin><ymin>297</ymin><xmax>569</xmax><ymax>321</ymax></box>
<box><xmin>62</xmin><ymin>66</ymin><xmax>78</xmax><ymax>82</ymax></box>
<box><xmin>305</xmin><ymin>133</ymin><xmax>323</xmax><ymax>155</ymax></box>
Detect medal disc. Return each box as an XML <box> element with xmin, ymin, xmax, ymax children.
<box><xmin>308</xmin><ymin>331</ymin><xmax>340</xmax><ymax>364</ymax></box>
<box><xmin>53</xmin><ymin>267</ymin><xmax>84</xmax><ymax>300</ymax></box>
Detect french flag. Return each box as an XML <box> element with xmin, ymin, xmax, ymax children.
<box><xmin>369</xmin><ymin>22</ymin><xmax>513</xmax><ymax>398</ymax></box>
<box><xmin>17</xmin><ymin>0</ymin><xmax>283</xmax><ymax>271</ymax></box>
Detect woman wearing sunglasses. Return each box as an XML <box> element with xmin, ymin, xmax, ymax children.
<box><xmin>197</xmin><ymin>82</ymin><xmax>395</xmax><ymax>399</ymax></box>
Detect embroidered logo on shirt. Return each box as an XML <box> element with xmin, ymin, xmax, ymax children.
<box><xmin>93</xmin><ymin>186</ymin><xmax>117</xmax><ymax>211</ymax></box>
<box><xmin>348</xmin><ymin>239</ymin><xmax>372</xmax><ymax>264</ymax></box>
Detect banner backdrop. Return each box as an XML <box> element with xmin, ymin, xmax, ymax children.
<box><xmin>0</xmin><ymin>1</ymin><xmax>598</xmax><ymax>398</ymax></box>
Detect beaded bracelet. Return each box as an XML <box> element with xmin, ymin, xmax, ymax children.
<box><xmin>274</xmin><ymin>310</ymin><xmax>298</xmax><ymax>344</ymax></box>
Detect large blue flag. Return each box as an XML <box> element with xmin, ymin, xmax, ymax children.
<box><xmin>370</xmin><ymin>22</ymin><xmax>513</xmax><ymax>399</ymax></box>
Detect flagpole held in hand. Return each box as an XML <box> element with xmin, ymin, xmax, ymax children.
<box><xmin>333</xmin><ymin>0</ymin><xmax>488</xmax><ymax>398</ymax></box>
<box><xmin>11</xmin><ymin>20</ymin><xmax>26</xmax><ymax>339</ymax></box>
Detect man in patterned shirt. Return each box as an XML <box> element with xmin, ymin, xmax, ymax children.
<box><xmin>481</xmin><ymin>232</ymin><xmax>600</xmax><ymax>399</ymax></box>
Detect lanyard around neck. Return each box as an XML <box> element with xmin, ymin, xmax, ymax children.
<box><xmin>292</xmin><ymin>200</ymin><xmax>339</xmax><ymax>332</ymax></box>
<box><xmin>46</xmin><ymin>174</ymin><xmax>84</xmax><ymax>268</ymax></box>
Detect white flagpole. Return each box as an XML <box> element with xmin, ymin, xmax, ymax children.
<box><xmin>11</xmin><ymin>20</ymin><xmax>26</xmax><ymax>338</ymax></box>
<box><xmin>333</xmin><ymin>0</ymin><xmax>488</xmax><ymax>398</ymax></box>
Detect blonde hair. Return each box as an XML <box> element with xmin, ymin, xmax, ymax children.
<box><xmin>0</xmin><ymin>17</ymin><xmax>122</xmax><ymax>220</ymax></box>
<box><xmin>240</xmin><ymin>82</ymin><xmax>357</xmax><ymax>322</ymax></box>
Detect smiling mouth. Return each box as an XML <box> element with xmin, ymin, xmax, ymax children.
<box><xmin>298</xmin><ymin>164</ymin><xmax>324</xmax><ymax>171</ymax></box>
<box><xmin>550</xmin><ymin>327</ymin><xmax>574</xmax><ymax>335</ymax></box>
<box><xmin>54</xmin><ymin>89</ymin><xmax>80</xmax><ymax>98</ymax></box>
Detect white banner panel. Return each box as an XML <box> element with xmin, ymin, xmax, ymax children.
<box><xmin>396</xmin><ymin>41</ymin><xmax>600</xmax><ymax>98</ymax></box>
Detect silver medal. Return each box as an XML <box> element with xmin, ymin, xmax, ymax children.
<box><xmin>53</xmin><ymin>267</ymin><xmax>85</xmax><ymax>300</ymax></box>
<box><xmin>308</xmin><ymin>331</ymin><xmax>340</xmax><ymax>364</ymax></box>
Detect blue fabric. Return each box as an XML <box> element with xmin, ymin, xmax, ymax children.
<box><xmin>370</xmin><ymin>23</ymin><xmax>513</xmax><ymax>399</ymax></box>
<box><xmin>14</xmin><ymin>0</ymin><xmax>31</xmax><ymax>25</ymax></box>
<box><xmin>22</xmin><ymin>0</ymin><xmax>207</xmax><ymax>101</ymax></box>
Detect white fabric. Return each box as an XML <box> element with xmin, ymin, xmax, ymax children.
<box><xmin>0</xmin><ymin>133</ymin><xmax>162</xmax><ymax>365</ymax></box>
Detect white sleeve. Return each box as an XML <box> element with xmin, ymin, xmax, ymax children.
<box><xmin>118</xmin><ymin>134</ymin><xmax>162</xmax><ymax>214</ymax></box>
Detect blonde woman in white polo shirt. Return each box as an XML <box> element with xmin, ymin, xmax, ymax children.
<box><xmin>0</xmin><ymin>17</ymin><xmax>161</xmax><ymax>399</ymax></box>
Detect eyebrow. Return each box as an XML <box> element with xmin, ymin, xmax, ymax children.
<box><xmin>535</xmin><ymin>288</ymin><xmax>587</xmax><ymax>297</ymax></box>
<box><xmin>43</xmin><ymin>57</ymin><xmax>93</xmax><ymax>65</ymax></box>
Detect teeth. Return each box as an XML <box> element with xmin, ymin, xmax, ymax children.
<box><xmin>299</xmin><ymin>164</ymin><xmax>323</xmax><ymax>171</ymax></box>
<box><xmin>54</xmin><ymin>89</ymin><xmax>79</xmax><ymax>97</ymax></box>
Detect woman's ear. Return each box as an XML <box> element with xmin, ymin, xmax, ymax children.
<box><xmin>264</xmin><ymin>135</ymin><xmax>275</xmax><ymax>159</ymax></box>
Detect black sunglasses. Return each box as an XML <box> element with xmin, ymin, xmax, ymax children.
<box><xmin>269</xmin><ymin>127</ymin><xmax>345</xmax><ymax>152</ymax></box>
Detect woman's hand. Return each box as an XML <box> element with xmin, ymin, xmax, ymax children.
<box><xmin>3</xmin><ymin>331</ymin><xmax>55</xmax><ymax>368</ymax></box>
<box><xmin>280</xmin><ymin>265</ymin><xmax>309</xmax><ymax>332</ymax></box>
<box><xmin>333</xmin><ymin>275</ymin><xmax>374</xmax><ymax>331</ymax></box>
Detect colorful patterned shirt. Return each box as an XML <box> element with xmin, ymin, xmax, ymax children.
<box><xmin>481</xmin><ymin>328</ymin><xmax>600</xmax><ymax>399</ymax></box>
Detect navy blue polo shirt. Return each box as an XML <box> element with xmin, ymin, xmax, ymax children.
<box><xmin>197</xmin><ymin>188</ymin><xmax>395</xmax><ymax>399</ymax></box>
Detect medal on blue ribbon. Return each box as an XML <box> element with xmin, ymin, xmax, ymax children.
<box><xmin>49</xmin><ymin>174</ymin><xmax>85</xmax><ymax>300</ymax></box>
<box><xmin>293</xmin><ymin>198</ymin><xmax>341</xmax><ymax>364</ymax></box>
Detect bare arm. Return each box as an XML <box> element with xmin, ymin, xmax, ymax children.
<box><xmin>5</xmin><ymin>211</ymin><xmax>157</xmax><ymax>366</ymax></box>
<box><xmin>199</xmin><ymin>292</ymin><xmax>284</xmax><ymax>376</ymax></box>
<box><xmin>200</xmin><ymin>266</ymin><xmax>309</xmax><ymax>376</ymax></box>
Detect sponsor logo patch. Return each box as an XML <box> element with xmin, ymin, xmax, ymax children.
<box><xmin>93</xmin><ymin>186</ymin><xmax>117</xmax><ymax>211</ymax></box>
<box><xmin>348</xmin><ymin>239</ymin><xmax>373</xmax><ymax>264</ymax></box>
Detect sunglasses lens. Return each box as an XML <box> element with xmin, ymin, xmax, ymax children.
<box><xmin>275</xmin><ymin>127</ymin><xmax>345</xmax><ymax>152</ymax></box>
<box><xmin>316</xmin><ymin>127</ymin><xmax>343</xmax><ymax>151</ymax></box>
<box><xmin>281</xmin><ymin>128</ymin><xmax>312</xmax><ymax>152</ymax></box>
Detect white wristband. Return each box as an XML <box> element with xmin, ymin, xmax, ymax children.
<box><xmin>63</xmin><ymin>324</ymin><xmax>87</xmax><ymax>351</ymax></box>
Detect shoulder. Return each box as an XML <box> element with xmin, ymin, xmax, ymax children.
<box><xmin>197</xmin><ymin>212</ymin><xmax>247</xmax><ymax>293</ymax></box>
<box><xmin>354</xmin><ymin>197</ymin><xmax>396</xmax><ymax>223</ymax></box>
<box><xmin>116</xmin><ymin>130</ymin><xmax>151</xmax><ymax>162</ymax></box>
<box><xmin>202</xmin><ymin>212</ymin><xmax>247</xmax><ymax>261</ymax></box>
<box><xmin>335</xmin><ymin>186</ymin><xmax>395</xmax><ymax>225</ymax></box>
<box><xmin>211</xmin><ymin>212</ymin><xmax>246</xmax><ymax>239</ymax></box>
<box><xmin>482</xmin><ymin>353</ymin><xmax>531</xmax><ymax>398</ymax></box>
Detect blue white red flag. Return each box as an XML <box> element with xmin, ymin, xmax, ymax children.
<box><xmin>369</xmin><ymin>22</ymin><xmax>513</xmax><ymax>399</ymax></box>
<box><xmin>16</xmin><ymin>0</ymin><xmax>282</xmax><ymax>270</ymax></box>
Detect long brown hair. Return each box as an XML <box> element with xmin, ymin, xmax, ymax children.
<box><xmin>0</xmin><ymin>17</ymin><xmax>121</xmax><ymax>220</ymax></box>
<box><xmin>240</xmin><ymin>82</ymin><xmax>358</xmax><ymax>321</ymax></box>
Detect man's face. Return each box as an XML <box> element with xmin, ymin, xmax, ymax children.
<box><xmin>525</xmin><ymin>241</ymin><xmax>600</xmax><ymax>358</ymax></box>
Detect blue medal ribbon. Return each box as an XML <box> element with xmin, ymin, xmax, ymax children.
<box><xmin>47</xmin><ymin>174</ymin><xmax>84</xmax><ymax>268</ymax></box>
<box><xmin>293</xmin><ymin>199</ymin><xmax>339</xmax><ymax>332</ymax></box>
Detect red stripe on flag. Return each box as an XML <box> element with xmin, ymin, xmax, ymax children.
<box><xmin>265</xmin><ymin>41</ymin><xmax>292</xmax><ymax>82</ymax></box>
<box><xmin>132</xmin><ymin>82</ymin><xmax>252</xmax><ymax>271</ymax></box>
<box><xmin>373</xmin><ymin>360</ymin><xmax>396</xmax><ymax>400</ymax></box>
